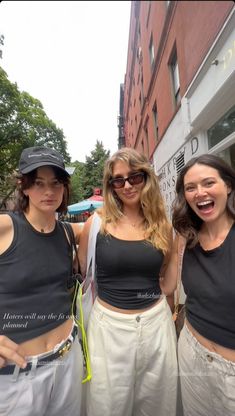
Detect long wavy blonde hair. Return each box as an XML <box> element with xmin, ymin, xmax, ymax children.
<box><xmin>99</xmin><ymin>147</ymin><xmax>172</xmax><ymax>254</ymax></box>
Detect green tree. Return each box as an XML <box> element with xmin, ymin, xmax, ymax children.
<box><xmin>69</xmin><ymin>160</ymin><xmax>86</xmax><ymax>204</ymax></box>
<box><xmin>0</xmin><ymin>66</ymin><xmax>70</xmax><ymax>208</ymax></box>
<box><xmin>0</xmin><ymin>34</ymin><xmax>4</xmax><ymax>59</ymax></box>
<box><xmin>69</xmin><ymin>141</ymin><xmax>110</xmax><ymax>204</ymax></box>
<box><xmin>82</xmin><ymin>140</ymin><xmax>110</xmax><ymax>199</ymax></box>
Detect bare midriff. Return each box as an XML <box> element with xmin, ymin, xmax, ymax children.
<box><xmin>18</xmin><ymin>318</ymin><xmax>73</xmax><ymax>357</ymax></box>
<box><xmin>97</xmin><ymin>295</ymin><xmax>163</xmax><ymax>314</ymax></box>
<box><xmin>186</xmin><ymin>318</ymin><xmax>235</xmax><ymax>362</ymax></box>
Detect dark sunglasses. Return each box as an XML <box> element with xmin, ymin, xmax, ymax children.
<box><xmin>109</xmin><ymin>171</ymin><xmax>146</xmax><ymax>189</ymax></box>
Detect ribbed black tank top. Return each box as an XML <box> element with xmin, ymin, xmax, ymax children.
<box><xmin>96</xmin><ymin>232</ymin><xmax>163</xmax><ymax>309</ymax></box>
<box><xmin>0</xmin><ymin>212</ymin><xmax>72</xmax><ymax>343</ymax></box>
<box><xmin>182</xmin><ymin>223</ymin><xmax>235</xmax><ymax>349</ymax></box>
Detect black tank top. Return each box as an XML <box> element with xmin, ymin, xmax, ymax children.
<box><xmin>0</xmin><ymin>212</ymin><xmax>72</xmax><ymax>343</ymax></box>
<box><xmin>96</xmin><ymin>232</ymin><xmax>163</xmax><ymax>309</ymax></box>
<box><xmin>182</xmin><ymin>223</ymin><xmax>235</xmax><ymax>349</ymax></box>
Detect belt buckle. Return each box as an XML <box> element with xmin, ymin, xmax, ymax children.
<box><xmin>59</xmin><ymin>339</ymin><xmax>72</xmax><ymax>358</ymax></box>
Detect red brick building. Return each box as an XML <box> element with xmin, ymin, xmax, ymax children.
<box><xmin>120</xmin><ymin>1</ymin><xmax>235</xmax><ymax>216</ymax></box>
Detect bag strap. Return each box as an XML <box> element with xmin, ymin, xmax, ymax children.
<box><xmin>173</xmin><ymin>235</ymin><xmax>186</xmax><ymax>321</ymax></box>
<box><xmin>61</xmin><ymin>221</ymin><xmax>81</xmax><ymax>287</ymax></box>
<box><xmin>75</xmin><ymin>213</ymin><xmax>101</xmax><ymax>384</ymax></box>
<box><xmin>62</xmin><ymin>221</ymin><xmax>92</xmax><ymax>384</ymax></box>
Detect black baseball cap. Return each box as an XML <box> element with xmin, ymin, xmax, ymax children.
<box><xmin>19</xmin><ymin>146</ymin><xmax>70</xmax><ymax>176</ymax></box>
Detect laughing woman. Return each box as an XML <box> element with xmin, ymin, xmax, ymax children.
<box><xmin>161</xmin><ymin>154</ymin><xmax>235</xmax><ymax>416</ymax></box>
<box><xmin>79</xmin><ymin>147</ymin><xmax>178</xmax><ymax>416</ymax></box>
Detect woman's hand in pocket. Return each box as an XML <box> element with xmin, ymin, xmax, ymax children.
<box><xmin>0</xmin><ymin>335</ymin><xmax>26</xmax><ymax>369</ymax></box>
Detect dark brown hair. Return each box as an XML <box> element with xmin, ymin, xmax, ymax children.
<box><xmin>172</xmin><ymin>154</ymin><xmax>235</xmax><ymax>247</ymax></box>
<box><xmin>14</xmin><ymin>167</ymin><xmax>71</xmax><ymax>213</ymax></box>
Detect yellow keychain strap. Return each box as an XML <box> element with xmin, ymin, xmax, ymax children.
<box><xmin>71</xmin><ymin>280</ymin><xmax>92</xmax><ymax>383</ymax></box>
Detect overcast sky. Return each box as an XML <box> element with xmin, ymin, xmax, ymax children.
<box><xmin>0</xmin><ymin>0</ymin><xmax>131</xmax><ymax>162</ymax></box>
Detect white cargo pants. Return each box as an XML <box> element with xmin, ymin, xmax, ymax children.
<box><xmin>0</xmin><ymin>329</ymin><xmax>83</xmax><ymax>416</ymax></box>
<box><xmin>86</xmin><ymin>296</ymin><xmax>178</xmax><ymax>416</ymax></box>
<box><xmin>178</xmin><ymin>323</ymin><xmax>235</xmax><ymax>416</ymax></box>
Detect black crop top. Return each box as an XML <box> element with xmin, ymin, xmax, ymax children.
<box><xmin>96</xmin><ymin>232</ymin><xmax>163</xmax><ymax>309</ymax></box>
<box><xmin>0</xmin><ymin>212</ymin><xmax>72</xmax><ymax>343</ymax></box>
<box><xmin>182</xmin><ymin>223</ymin><xmax>235</xmax><ymax>349</ymax></box>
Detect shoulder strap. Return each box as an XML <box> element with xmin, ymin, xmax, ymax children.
<box><xmin>61</xmin><ymin>221</ymin><xmax>81</xmax><ymax>287</ymax></box>
<box><xmin>62</xmin><ymin>221</ymin><xmax>75</xmax><ymax>244</ymax></box>
<box><xmin>62</xmin><ymin>221</ymin><xmax>77</xmax><ymax>260</ymax></box>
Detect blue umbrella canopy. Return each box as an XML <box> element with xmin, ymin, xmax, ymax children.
<box><xmin>68</xmin><ymin>199</ymin><xmax>103</xmax><ymax>215</ymax></box>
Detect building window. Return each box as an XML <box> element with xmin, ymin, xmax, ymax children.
<box><xmin>152</xmin><ymin>102</ymin><xmax>158</xmax><ymax>142</ymax></box>
<box><xmin>137</xmin><ymin>46</ymin><xmax>143</xmax><ymax>64</ymax></box>
<box><xmin>170</xmin><ymin>49</ymin><xmax>181</xmax><ymax>105</ymax></box>
<box><xmin>139</xmin><ymin>80</ymin><xmax>144</xmax><ymax>110</ymax></box>
<box><xmin>144</xmin><ymin>125</ymin><xmax>149</xmax><ymax>143</ymax></box>
<box><xmin>144</xmin><ymin>117</ymin><xmax>149</xmax><ymax>158</ymax></box>
<box><xmin>149</xmin><ymin>34</ymin><xmax>155</xmax><ymax>70</ymax></box>
<box><xmin>217</xmin><ymin>143</ymin><xmax>235</xmax><ymax>170</ymax></box>
<box><xmin>208</xmin><ymin>105</ymin><xmax>235</xmax><ymax>149</ymax></box>
<box><xmin>146</xmin><ymin>2</ymin><xmax>151</xmax><ymax>28</ymax></box>
<box><xmin>137</xmin><ymin>23</ymin><xmax>142</xmax><ymax>65</ymax></box>
<box><xmin>140</xmin><ymin>75</ymin><xmax>144</xmax><ymax>108</ymax></box>
<box><xmin>141</xmin><ymin>139</ymin><xmax>145</xmax><ymax>154</ymax></box>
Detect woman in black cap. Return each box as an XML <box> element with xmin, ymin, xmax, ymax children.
<box><xmin>0</xmin><ymin>146</ymin><xmax>83</xmax><ymax>416</ymax></box>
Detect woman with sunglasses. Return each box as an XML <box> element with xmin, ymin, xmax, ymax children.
<box><xmin>79</xmin><ymin>147</ymin><xmax>178</xmax><ymax>416</ymax></box>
